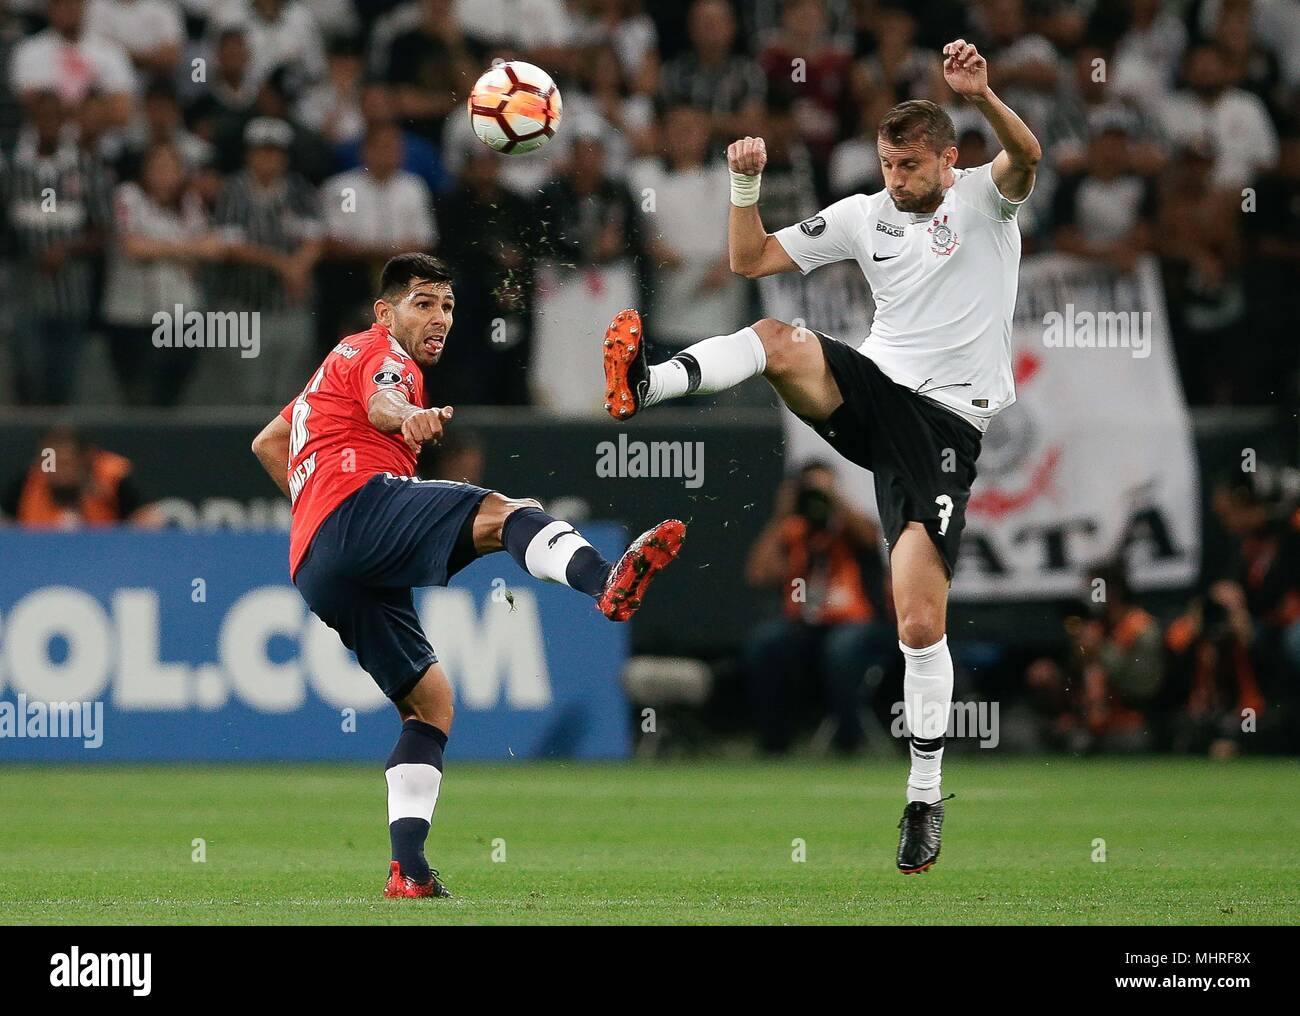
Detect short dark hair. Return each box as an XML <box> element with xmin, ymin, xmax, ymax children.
<box><xmin>878</xmin><ymin>99</ymin><xmax>956</xmax><ymax>154</ymax></box>
<box><xmin>379</xmin><ymin>253</ymin><xmax>453</xmax><ymax>301</ymax></box>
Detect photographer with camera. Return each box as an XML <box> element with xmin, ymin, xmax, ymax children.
<box><xmin>744</xmin><ymin>461</ymin><xmax>892</xmax><ymax>754</ymax></box>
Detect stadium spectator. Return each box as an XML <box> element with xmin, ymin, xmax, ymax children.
<box><xmin>452</xmin><ymin>0</ymin><xmax>577</xmax><ymax>75</ymax></box>
<box><xmin>827</xmin><ymin>79</ymin><xmax>891</xmax><ymax>198</ymax></box>
<box><xmin>746</xmin><ymin>90</ymin><xmax>817</xmax><ymax>224</ymax></box>
<box><xmin>745</xmin><ymin>461</ymin><xmax>892</xmax><ymax>754</ymax></box>
<box><xmin>1054</xmin><ymin>43</ymin><xmax>1166</xmax><ymax>178</ymax></box>
<box><xmin>1243</xmin><ymin>134</ymin><xmax>1300</xmax><ymax>404</ymax></box>
<box><xmin>332</xmin><ymin>81</ymin><xmax>449</xmax><ymax>195</ymax></box>
<box><xmin>969</xmin><ymin>0</ymin><xmax>1061</xmax><ymax>145</ymax></box>
<box><xmin>629</xmin><ymin>103</ymin><xmax>741</xmax><ymax>350</ymax></box>
<box><xmin>1207</xmin><ymin>470</ymin><xmax>1300</xmax><ymax>702</ymax></box>
<box><xmin>381</xmin><ymin>0</ymin><xmax>482</xmax><ymax>141</ymax></box>
<box><xmin>84</xmin><ymin>0</ymin><xmax>184</xmax><ymax>78</ymax></box>
<box><xmin>0</xmin><ymin>425</ymin><xmax>162</xmax><ymax>527</ymax></box>
<box><xmin>536</xmin><ymin>131</ymin><xmax>644</xmax><ymax>272</ymax></box>
<box><xmin>850</xmin><ymin>5</ymin><xmax>931</xmax><ymax>106</ymax></box>
<box><xmin>1093</xmin><ymin>0</ymin><xmax>1188</xmax><ymax>99</ymax></box>
<box><xmin>1024</xmin><ymin>565</ymin><xmax>1165</xmax><ymax>754</ymax></box>
<box><xmin>206</xmin><ymin>116</ymin><xmax>323</xmax><ymax>404</ymax></box>
<box><xmin>757</xmin><ymin>0</ymin><xmax>854</xmax><ymax>168</ymax></box>
<box><xmin>113</xmin><ymin>77</ymin><xmax>214</xmax><ymax>182</ymax></box>
<box><xmin>0</xmin><ymin>0</ymin><xmax>29</xmax><ymax>149</ymax></box>
<box><xmin>293</xmin><ymin>34</ymin><xmax>366</xmax><ymax>148</ymax></box>
<box><xmin>573</xmin><ymin>0</ymin><xmax>660</xmax><ymax>98</ymax></box>
<box><xmin>318</xmin><ymin>120</ymin><xmax>437</xmax><ymax>347</ymax></box>
<box><xmin>563</xmin><ymin>40</ymin><xmax>656</xmax><ymax>172</ymax></box>
<box><xmin>532</xmin><ymin>130</ymin><xmax>647</xmax><ymax>409</ymax></box>
<box><xmin>2</xmin><ymin>89</ymin><xmax>113</xmax><ymax>405</ymax></box>
<box><xmin>435</xmin><ymin>143</ymin><xmax>535</xmax><ymax>405</ymax></box>
<box><xmin>9</xmin><ymin>0</ymin><xmax>135</xmax><ymax>125</ymax></box>
<box><xmin>660</xmin><ymin>0</ymin><xmax>766</xmax><ymax>142</ymax></box>
<box><xmin>101</xmin><ymin>140</ymin><xmax>226</xmax><ymax>405</ymax></box>
<box><xmin>209</xmin><ymin>0</ymin><xmax>326</xmax><ymax>97</ymax></box>
<box><xmin>1153</xmin><ymin>143</ymin><xmax>1245</xmax><ymax>404</ymax></box>
<box><xmin>185</xmin><ymin>25</ymin><xmax>261</xmax><ymax>152</ymax></box>
<box><xmin>1052</xmin><ymin>119</ymin><xmax>1155</xmax><ymax>271</ymax></box>
<box><xmin>1157</xmin><ymin>43</ymin><xmax>1279</xmax><ymax>190</ymax></box>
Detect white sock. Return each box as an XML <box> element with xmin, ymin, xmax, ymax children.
<box><xmin>901</xmin><ymin>635</ymin><xmax>953</xmax><ymax>804</ymax></box>
<box><xmin>644</xmin><ymin>326</ymin><xmax>767</xmax><ymax>408</ymax></box>
<box><xmin>523</xmin><ymin>519</ymin><xmax>596</xmax><ymax>585</ymax></box>
<box><xmin>386</xmin><ymin>762</ymin><xmax>443</xmax><ymax>824</ymax></box>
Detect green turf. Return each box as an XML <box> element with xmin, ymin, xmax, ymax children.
<box><xmin>1</xmin><ymin>758</ymin><xmax>1296</xmax><ymax>924</ymax></box>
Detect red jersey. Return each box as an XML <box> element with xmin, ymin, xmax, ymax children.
<box><xmin>280</xmin><ymin>323</ymin><xmax>427</xmax><ymax>576</ymax></box>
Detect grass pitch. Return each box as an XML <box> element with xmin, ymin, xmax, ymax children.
<box><xmin>1</xmin><ymin>758</ymin><xmax>1296</xmax><ymax>925</ymax></box>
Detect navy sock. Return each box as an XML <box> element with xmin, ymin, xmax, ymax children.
<box><xmin>500</xmin><ymin>506</ymin><xmax>612</xmax><ymax>597</ymax></box>
<box><xmin>385</xmin><ymin>719</ymin><xmax>448</xmax><ymax>882</ymax></box>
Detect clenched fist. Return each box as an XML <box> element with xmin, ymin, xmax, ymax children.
<box><xmin>401</xmin><ymin>406</ymin><xmax>454</xmax><ymax>453</ymax></box>
<box><xmin>727</xmin><ymin>136</ymin><xmax>767</xmax><ymax>176</ymax></box>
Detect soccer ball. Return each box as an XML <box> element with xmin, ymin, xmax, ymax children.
<box><xmin>467</xmin><ymin>61</ymin><xmax>563</xmax><ymax>155</ymax></box>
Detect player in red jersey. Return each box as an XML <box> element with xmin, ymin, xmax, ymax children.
<box><xmin>252</xmin><ymin>253</ymin><xmax>685</xmax><ymax>899</ymax></box>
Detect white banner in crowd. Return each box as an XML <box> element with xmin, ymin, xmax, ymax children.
<box><xmin>776</xmin><ymin>254</ymin><xmax>1201</xmax><ymax>600</ymax></box>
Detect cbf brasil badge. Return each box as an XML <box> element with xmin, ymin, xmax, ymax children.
<box><xmin>928</xmin><ymin>214</ymin><xmax>959</xmax><ymax>256</ymax></box>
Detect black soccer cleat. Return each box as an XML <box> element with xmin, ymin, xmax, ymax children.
<box><xmin>602</xmin><ymin>309</ymin><xmax>648</xmax><ymax>420</ymax></box>
<box><xmin>896</xmin><ymin>795</ymin><xmax>952</xmax><ymax>874</ymax></box>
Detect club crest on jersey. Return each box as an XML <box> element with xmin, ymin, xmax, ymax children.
<box><xmin>799</xmin><ymin>216</ymin><xmax>827</xmax><ymax>237</ymax></box>
<box><xmin>928</xmin><ymin>215</ymin><xmax>959</xmax><ymax>256</ymax></box>
<box><xmin>373</xmin><ymin>369</ymin><xmax>402</xmax><ymax>385</ymax></box>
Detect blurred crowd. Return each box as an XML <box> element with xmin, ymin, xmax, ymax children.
<box><xmin>1</xmin><ymin>0</ymin><xmax>1298</xmax><ymax>409</ymax></box>
<box><xmin>744</xmin><ymin>459</ymin><xmax>1300</xmax><ymax>756</ymax></box>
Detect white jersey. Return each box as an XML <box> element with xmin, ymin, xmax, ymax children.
<box><xmin>773</xmin><ymin>162</ymin><xmax>1027</xmax><ymax>432</ymax></box>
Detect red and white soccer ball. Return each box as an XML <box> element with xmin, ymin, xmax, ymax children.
<box><xmin>467</xmin><ymin>61</ymin><xmax>563</xmax><ymax>155</ymax></box>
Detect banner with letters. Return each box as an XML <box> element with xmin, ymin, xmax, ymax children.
<box><xmin>774</xmin><ymin>253</ymin><xmax>1200</xmax><ymax>599</ymax></box>
<box><xmin>0</xmin><ymin>529</ymin><xmax>630</xmax><ymax>761</ymax></box>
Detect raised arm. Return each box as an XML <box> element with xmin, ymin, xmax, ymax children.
<box><xmin>942</xmin><ymin>39</ymin><xmax>1041</xmax><ymax>202</ymax></box>
<box><xmin>726</xmin><ymin>136</ymin><xmax>799</xmax><ymax>279</ymax></box>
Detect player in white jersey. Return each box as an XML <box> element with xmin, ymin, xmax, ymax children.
<box><xmin>599</xmin><ymin>40</ymin><xmax>1040</xmax><ymax>873</ymax></box>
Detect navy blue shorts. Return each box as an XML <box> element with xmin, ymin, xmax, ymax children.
<box><xmin>294</xmin><ymin>473</ymin><xmax>492</xmax><ymax>701</ymax></box>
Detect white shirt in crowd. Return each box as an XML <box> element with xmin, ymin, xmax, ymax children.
<box><xmin>1157</xmin><ymin>87</ymin><xmax>1279</xmax><ymax>189</ymax></box>
<box><xmin>774</xmin><ymin>163</ymin><xmax>1028</xmax><ymax>432</ymax></box>
<box><xmin>103</xmin><ymin>181</ymin><xmax>209</xmax><ymax>326</ymax></box>
<box><xmin>211</xmin><ymin>0</ymin><xmax>326</xmax><ymax>86</ymax></box>
<box><xmin>322</xmin><ymin>168</ymin><xmax>437</xmax><ymax>250</ymax></box>
<box><xmin>629</xmin><ymin>158</ymin><xmax>742</xmax><ymax>344</ymax></box>
<box><xmin>85</xmin><ymin>0</ymin><xmax>184</xmax><ymax>61</ymax></box>
<box><xmin>9</xmin><ymin>27</ymin><xmax>136</xmax><ymax>105</ymax></box>
<box><xmin>453</xmin><ymin>0</ymin><xmax>575</xmax><ymax>49</ymax></box>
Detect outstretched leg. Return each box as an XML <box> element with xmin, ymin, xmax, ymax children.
<box><xmin>469</xmin><ymin>492</ymin><xmax>686</xmax><ymax>621</ymax></box>
<box><xmin>603</xmin><ymin>309</ymin><xmax>844</xmax><ymax>422</ymax></box>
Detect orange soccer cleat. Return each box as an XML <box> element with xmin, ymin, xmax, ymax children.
<box><xmin>382</xmin><ymin>860</ymin><xmax>452</xmax><ymax>899</ymax></box>
<box><xmin>602</xmin><ymin>308</ymin><xmax>648</xmax><ymax>420</ymax></box>
<box><xmin>596</xmin><ymin>519</ymin><xmax>686</xmax><ymax>622</ymax></box>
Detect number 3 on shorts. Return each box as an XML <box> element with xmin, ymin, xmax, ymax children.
<box><xmin>934</xmin><ymin>494</ymin><xmax>954</xmax><ymax>536</ymax></box>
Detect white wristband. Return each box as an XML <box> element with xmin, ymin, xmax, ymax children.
<box><xmin>729</xmin><ymin>169</ymin><xmax>761</xmax><ymax>207</ymax></box>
